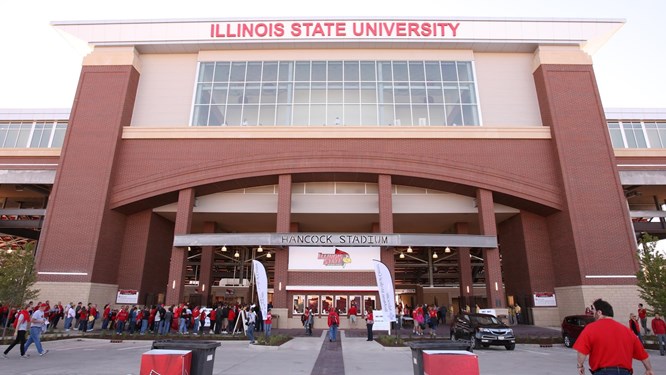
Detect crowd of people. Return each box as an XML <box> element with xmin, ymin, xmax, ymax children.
<box><xmin>1</xmin><ymin>300</ymin><xmax>275</xmax><ymax>357</ymax></box>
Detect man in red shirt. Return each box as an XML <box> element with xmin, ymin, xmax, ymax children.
<box><xmin>638</xmin><ymin>303</ymin><xmax>650</xmax><ymax>335</ymax></box>
<box><xmin>574</xmin><ymin>299</ymin><xmax>653</xmax><ymax>375</ymax></box>
<box><xmin>348</xmin><ymin>303</ymin><xmax>358</xmax><ymax>326</ymax></box>
<box><xmin>651</xmin><ymin>313</ymin><xmax>666</xmax><ymax>356</ymax></box>
<box><xmin>115</xmin><ymin>306</ymin><xmax>128</xmax><ymax>335</ymax></box>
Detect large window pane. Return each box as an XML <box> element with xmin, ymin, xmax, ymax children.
<box><xmin>260</xmin><ymin>83</ymin><xmax>277</xmax><ymax>104</ymax></box>
<box><xmin>609</xmin><ymin>125</ymin><xmax>625</xmax><ymax>148</ymax></box>
<box><xmin>327</xmin><ymin>82</ymin><xmax>343</xmax><ymax>103</ymax></box>
<box><xmin>393</xmin><ymin>62</ymin><xmax>408</xmax><ymax>81</ymax></box>
<box><xmin>410</xmin><ymin>83</ymin><xmax>427</xmax><ymax>104</ymax></box>
<box><xmin>360</xmin><ymin>62</ymin><xmax>376</xmax><ymax>81</ymax></box>
<box><xmin>394</xmin><ymin>84</ymin><xmax>410</xmax><ymax>103</ymax></box>
<box><xmin>425</xmin><ymin>62</ymin><xmax>441</xmax><ymax>81</ymax></box>
<box><xmin>395</xmin><ymin>105</ymin><xmax>412</xmax><ymax>126</ymax></box>
<box><xmin>244</xmin><ymin>83</ymin><xmax>260</xmax><ymax>103</ymax></box>
<box><xmin>192</xmin><ymin>106</ymin><xmax>210</xmax><ymax>126</ymax></box>
<box><xmin>446</xmin><ymin>105</ymin><xmax>463</xmax><ymax>126</ymax></box>
<box><xmin>409</xmin><ymin>61</ymin><xmax>425</xmax><ymax>81</ymax></box>
<box><xmin>276</xmin><ymin>105</ymin><xmax>291</xmax><ymax>125</ymax></box>
<box><xmin>344</xmin><ymin>61</ymin><xmax>360</xmax><ymax>81</ymax></box>
<box><xmin>294</xmin><ymin>82</ymin><xmax>310</xmax><ymax>104</ymax></box>
<box><xmin>444</xmin><ymin>84</ymin><xmax>460</xmax><ymax>104</ymax></box>
<box><xmin>295</xmin><ymin>61</ymin><xmax>311</xmax><ymax>81</ymax></box>
<box><xmin>360</xmin><ymin>83</ymin><xmax>377</xmax><ymax>103</ymax></box>
<box><xmin>230</xmin><ymin>62</ymin><xmax>247</xmax><ymax>82</ymax></box>
<box><xmin>412</xmin><ymin>105</ymin><xmax>428</xmax><ymax>126</ymax></box>
<box><xmin>198</xmin><ymin>62</ymin><xmax>215</xmax><ymax>82</ymax></box>
<box><xmin>459</xmin><ymin>83</ymin><xmax>477</xmax><ymax>103</ymax></box>
<box><xmin>361</xmin><ymin>104</ymin><xmax>378</xmax><ymax>125</ymax></box>
<box><xmin>262</xmin><ymin>62</ymin><xmax>278</xmax><ymax>81</ymax></box>
<box><xmin>310</xmin><ymin>104</ymin><xmax>326</xmax><ymax>125</ymax></box>
<box><xmin>312</xmin><ymin>62</ymin><xmax>327</xmax><ymax>81</ymax></box>
<box><xmin>344</xmin><ymin>82</ymin><xmax>360</xmax><ymax>104</ymax></box>
<box><xmin>427</xmin><ymin>84</ymin><xmax>444</xmax><ymax>103</ymax></box>
<box><xmin>246</xmin><ymin>62</ymin><xmax>262</xmax><ymax>81</ymax></box>
<box><xmin>52</xmin><ymin>123</ymin><xmax>66</xmax><ymax>147</ymax></box>
<box><xmin>457</xmin><ymin>62</ymin><xmax>474</xmax><ymax>81</ymax></box>
<box><xmin>328</xmin><ymin>104</ymin><xmax>343</xmax><ymax>125</ymax></box>
<box><xmin>278</xmin><ymin>61</ymin><xmax>293</xmax><ymax>81</ymax></box>
<box><xmin>258</xmin><ymin>105</ymin><xmax>276</xmax><ymax>126</ymax></box>
<box><xmin>344</xmin><ymin>104</ymin><xmax>361</xmax><ymax>125</ymax></box>
<box><xmin>293</xmin><ymin>104</ymin><xmax>309</xmax><ymax>125</ymax></box>
<box><xmin>211</xmin><ymin>83</ymin><xmax>228</xmax><ymax>104</ymax></box>
<box><xmin>277</xmin><ymin>83</ymin><xmax>293</xmax><ymax>104</ymax></box>
<box><xmin>462</xmin><ymin>105</ymin><xmax>480</xmax><ymax>125</ymax></box>
<box><xmin>208</xmin><ymin>105</ymin><xmax>225</xmax><ymax>126</ymax></box>
<box><xmin>429</xmin><ymin>104</ymin><xmax>445</xmax><ymax>125</ymax></box>
<box><xmin>379</xmin><ymin>104</ymin><xmax>394</xmax><ymax>126</ymax></box>
<box><xmin>226</xmin><ymin>105</ymin><xmax>243</xmax><ymax>125</ymax></box>
<box><xmin>194</xmin><ymin>83</ymin><xmax>212</xmax><ymax>105</ymax></box>
<box><xmin>328</xmin><ymin>61</ymin><xmax>343</xmax><ymax>81</ymax></box>
<box><xmin>311</xmin><ymin>82</ymin><xmax>327</xmax><ymax>103</ymax></box>
<box><xmin>378</xmin><ymin>61</ymin><xmax>392</xmax><ymax>81</ymax></box>
<box><xmin>378</xmin><ymin>82</ymin><xmax>394</xmax><ymax>103</ymax></box>
<box><xmin>213</xmin><ymin>62</ymin><xmax>230</xmax><ymax>82</ymax></box>
<box><xmin>441</xmin><ymin>62</ymin><xmax>457</xmax><ymax>81</ymax></box>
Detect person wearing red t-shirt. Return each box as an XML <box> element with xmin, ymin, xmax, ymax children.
<box><xmin>327</xmin><ymin>308</ymin><xmax>340</xmax><ymax>342</ymax></box>
<box><xmin>265</xmin><ymin>308</ymin><xmax>273</xmax><ymax>338</ymax></box>
<box><xmin>348</xmin><ymin>303</ymin><xmax>358</xmax><ymax>326</ymax></box>
<box><xmin>226</xmin><ymin>307</ymin><xmax>236</xmax><ymax>334</ymax></box>
<box><xmin>574</xmin><ymin>299</ymin><xmax>653</xmax><ymax>375</ymax></box>
<box><xmin>638</xmin><ymin>303</ymin><xmax>650</xmax><ymax>335</ymax></box>
<box><xmin>101</xmin><ymin>304</ymin><xmax>111</xmax><ymax>330</ymax></box>
<box><xmin>651</xmin><ymin>313</ymin><xmax>666</xmax><ymax>356</ymax></box>
<box><xmin>115</xmin><ymin>306</ymin><xmax>128</xmax><ymax>335</ymax></box>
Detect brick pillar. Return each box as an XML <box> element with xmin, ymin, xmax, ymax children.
<box><xmin>455</xmin><ymin>222</ymin><xmax>473</xmax><ymax>309</ymax></box>
<box><xmin>274</xmin><ymin>174</ymin><xmax>292</xmax><ymax>309</ymax></box>
<box><xmin>377</xmin><ymin>175</ymin><xmax>395</xmax><ymax>275</ymax></box>
<box><xmin>199</xmin><ymin>221</ymin><xmax>218</xmax><ymax>306</ymax></box>
<box><xmin>477</xmin><ymin>189</ymin><xmax>506</xmax><ymax>308</ymax></box>
<box><xmin>165</xmin><ymin>188</ymin><xmax>195</xmax><ymax>305</ymax></box>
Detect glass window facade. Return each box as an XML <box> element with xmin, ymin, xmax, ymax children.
<box><xmin>607</xmin><ymin>121</ymin><xmax>666</xmax><ymax>149</ymax></box>
<box><xmin>0</xmin><ymin>121</ymin><xmax>67</xmax><ymax>148</ymax></box>
<box><xmin>191</xmin><ymin>60</ymin><xmax>480</xmax><ymax>127</ymax></box>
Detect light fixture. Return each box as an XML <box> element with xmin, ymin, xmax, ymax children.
<box><xmin>433</xmin><ymin>251</ymin><xmax>438</xmax><ymax>259</ymax></box>
<box><xmin>445</xmin><ymin>247</ymin><xmax>451</xmax><ymax>253</ymax></box>
<box><xmin>172</xmin><ymin>280</ymin><xmax>176</xmax><ymax>289</ymax></box>
<box><xmin>399</xmin><ymin>252</ymin><xmax>405</xmax><ymax>259</ymax></box>
<box><xmin>257</xmin><ymin>245</ymin><xmax>263</xmax><ymax>253</ymax></box>
<box><xmin>187</xmin><ymin>246</ymin><xmax>192</xmax><ymax>252</ymax></box>
<box><xmin>407</xmin><ymin>246</ymin><xmax>413</xmax><ymax>253</ymax></box>
<box><xmin>202</xmin><ymin>284</ymin><xmax>206</xmax><ymax>292</ymax></box>
<box><xmin>221</xmin><ymin>245</ymin><xmax>227</xmax><ymax>252</ymax></box>
<box><xmin>266</xmin><ymin>252</ymin><xmax>272</xmax><ymax>258</ymax></box>
<box><xmin>234</xmin><ymin>250</ymin><xmax>240</xmax><ymax>258</ymax></box>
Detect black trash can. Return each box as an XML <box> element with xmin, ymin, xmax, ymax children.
<box><xmin>152</xmin><ymin>340</ymin><xmax>221</xmax><ymax>375</ymax></box>
<box><xmin>406</xmin><ymin>340</ymin><xmax>472</xmax><ymax>375</ymax></box>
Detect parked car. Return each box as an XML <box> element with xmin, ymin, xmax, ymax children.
<box><xmin>561</xmin><ymin>315</ymin><xmax>595</xmax><ymax>348</ymax></box>
<box><xmin>450</xmin><ymin>312</ymin><xmax>516</xmax><ymax>350</ymax></box>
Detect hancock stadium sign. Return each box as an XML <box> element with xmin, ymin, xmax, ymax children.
<box><xmin>210</xmin><ymin>21</ymin><xmax>460</xmax><ymax>39</ymax></box>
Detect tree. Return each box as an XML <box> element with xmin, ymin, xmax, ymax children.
<box><xmin>636</xmin><ymin>233</ymin><xmax>666</xmax><ymax>315</ymax></box>
<box><xmin>0</xmin><ymin>243</ymin><xmax>40</xmax><ymax>340</ymax></box>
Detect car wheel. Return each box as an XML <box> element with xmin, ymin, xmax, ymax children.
<box><xmin>482</xmin><ymin>343</ymin><xmax>490</xmax><ymax>348</ymax></box>
<box><xmin>505</xmin><ymin>343</ymin><xmax>515</xmax><ymax>351</ymax></box>
<box><xmin>563</xmin><ymin>335</ymin><xmax>573</xmax><ymax>348</ymax></box>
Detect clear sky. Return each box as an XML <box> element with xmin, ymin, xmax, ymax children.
<box><xmin>0</xmin><ymin>0</ymin><xmax>664</xmax><ymax>109</ymax></box>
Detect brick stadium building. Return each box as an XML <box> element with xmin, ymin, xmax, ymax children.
<box><xmin>1</xmin><ymin>17</ymin><xmax>665</xmax><ymax>327</ymax></box>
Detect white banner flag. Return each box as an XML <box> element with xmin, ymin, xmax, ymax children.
<box><xmin>373</xmin><ymin>260</ymin><xmax>396</xmax><ymax>322</ymax></box>
<box><xmin>252</xmin><ymin>260</ymin><xmax>269</xmax><ymax>319</ymax></box>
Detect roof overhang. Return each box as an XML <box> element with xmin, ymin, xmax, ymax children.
<box><xmin>52</xmin><ymin>16</ymin><xmax>624</xmax><ymax>55</ymax></box>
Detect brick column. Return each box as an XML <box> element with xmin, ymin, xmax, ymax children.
<box><xmin>477</xmin><ymin>189</ymin><xmax>506</xmax><ymax>308</ymax></box>
<box><xmin>378</xmin><ymin>175</ymin><xmax>395</xmax><ymax>275</ymax></box>
<box><xmin>199</xmin><ymin>221</ymin><xmax>218</xmax><ymax>306</ymax></box>
<box><xmin>165</xmin><ymin>188</ymin><xmax>195</xmax><ymax>305</ymax></box>
<box><xmin>455</xmin><ymin>222</ymin><xmax>473</xmax><ymax>309</ymax></box>
<box><xmin>274</xmin><ymin>174</ymin><xmax>292</xmax><ymax>309</ymax></box>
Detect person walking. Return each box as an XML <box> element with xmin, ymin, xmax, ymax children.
<box><xmin>348</xmin><ymin>303</ymin><xmax>358</xmax><ymax>326</ymax></box>
<box><xmin>3</xmin><ymin>304</ymin><xmax>30</xmax><ymax>358</ymax></box>
<box><xmin>365</xmin><ymin>307</ymin><xmax>374</xmax><ymax>341</ymax></box>
<box><xmin>638</xmin><ymin>303</ymin><xmax>651</xmax><ymax>335</ymax></box>
<box><xmin>327</xmin><ymin>308</ymin><xmax>339</xmax><ymax>342</ymax></box>
<box><xmin>245</xmin><ymin>306</ymin><xmax>257</xmax><ymax>344</ymax></box>
<box><xmin>23</xmin><ymin>304</ymin><xmax>49</xmax><ymax>356</ymax></box>
<box><xmin>574</xmin><ymin>299</ymin><xmax>653</xmax><ymax>375</ymax></box>
<box><xmin>651</xmin><ymin>313</ymin><xmax>666</xmax><ymax>356</ymax></box>
<box><xmin>630</xmin><ymin>313</ymin><xmax>643</xmax><ymax>345</ymax></box>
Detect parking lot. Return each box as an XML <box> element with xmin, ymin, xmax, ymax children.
<box><xmin>2</xmin><ymin>333</ymin><xmax>664</xmax><ymax>374</ymax></box>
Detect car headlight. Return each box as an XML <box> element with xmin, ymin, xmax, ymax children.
<box><xmin>478</xmin><ymin>328</ymin><xmax>492</xmax><ymax>333</ymax></box>
<box><xmin>506</xmin><ymin>329</ymin><xmax>514</xmax><ymax>335</ymax></box>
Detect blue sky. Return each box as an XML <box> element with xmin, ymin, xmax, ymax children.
<box><xmin>0</xmin><ymin>0</ymin><xmax>664</xmax><ymax>109</ymax></box>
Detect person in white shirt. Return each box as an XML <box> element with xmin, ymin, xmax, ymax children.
<box><xmin>23</xmin><ymin>304</ymin><xmax>49</xmax><ymax>356</ymax></box>
<box><xmin>64</xmin><ymin>303</ymin><xmax>76</xmax><ymax>332</ymax></box>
